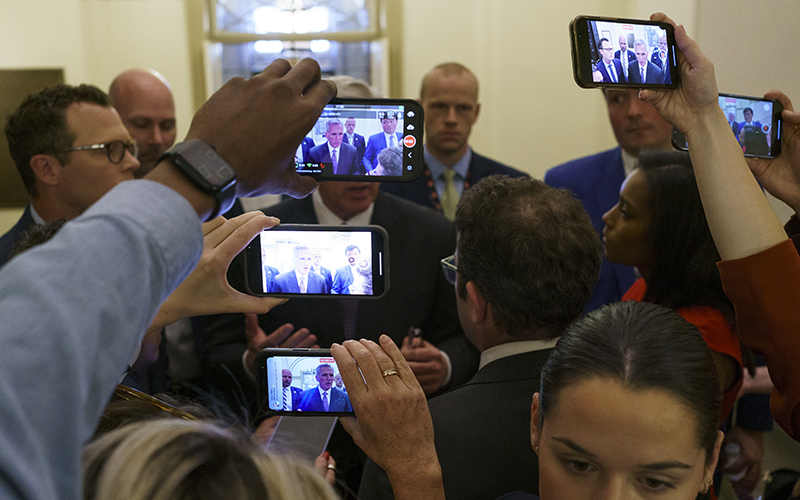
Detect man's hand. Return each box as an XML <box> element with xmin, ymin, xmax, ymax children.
<box><xmin>243</xmin><ymin>314</ymin><xmax>318</xmax><ymax>375</ymax></box>
<box><xmin>151</xmin><ymin>212</ymin><xmax>286</xmax><ymax>331</ymax></box>
<box><xmin>331</xmin><ymin>336</ymin><xmax>445</xmax><ymax>500</ymax></box>
<box><xmin>185</xmin><ymin>58</ymin><xmax>335</xmax><ymax>199</ymax></box>
<box><xmin>722</xmin><ymin>426</ymin><xmax>765</xmax><ymax>495</ymax></box>
<box><xmin>400</xmin><ymin>337</ymin><xmax>448</xmax><ymax>395</ymax></box>
<box><xmin>747</xmin><ymin>91</ymin><xmax>800</xmax><ymax>215</ymax></box>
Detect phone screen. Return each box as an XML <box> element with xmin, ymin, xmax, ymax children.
<box><xmin>571</xmin><ymin>16</ymin><xmax>679</xmax><ymax>89</ymax></box>
<box><xmin>257</xmin><ymin>349</ymin><xmax>355</xmax><ymax>416</ymax></box>
<box><xmin>672</xmin><ymin>94</ymin><xmax>783</xmax><ymax>158</ymax></box>
<box><xmin>244</xmin><ymin>225</ymin><xmax>388</xmax><ymax>298</ymax></box>
<box><xmin>295</xmin><ymin>98</ymin><xmax>423</xmax><ymax>182</ymax></box>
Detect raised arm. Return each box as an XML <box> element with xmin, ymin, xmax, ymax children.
<box><xmin>639</xmin><ymin>13</ymin><xmax>786</xmax><ymax>260</ymax></box>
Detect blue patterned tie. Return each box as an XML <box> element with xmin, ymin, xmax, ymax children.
<box><xmin>322</xmin><ymin>391</ymin><xmax>329</xmax><ymax>411</ymax></box>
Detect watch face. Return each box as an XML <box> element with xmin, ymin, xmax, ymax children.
<box><xmin>178</xmin><ymin>141</ymin><xmax>236</xmax><ymax>192</ymax></box>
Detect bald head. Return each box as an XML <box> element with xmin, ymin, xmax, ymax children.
<box><xmin>109</xmin><ymin>69</ymin><xmax>176</xmax><ymax>177</ymax></box>
<box><xmin>420</xmin><ymin>62</ymin><xmax>479</xmax><ymax>101</ymax></box>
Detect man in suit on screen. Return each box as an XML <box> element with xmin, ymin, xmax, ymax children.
<box><xmin>280</xmin><ymin>369</ymin><xmax>303</xmax><ymax>410</ymax></box>
<box><xmin>595</xmin><ymin>38</ymin><xmax>625</xmax><ymax>83</ymax></box>
<box><xmin>344</xmin><ymin>117</ymin><xmax>366</xmax><ymax>160</ymax></box>
<box><xmin>274</xmin><ymin>245</ymin><xmax>329</xmax><ymax>294</ymax></box>
<box><xmin>297</xmin><ymin>364</ymin><xmax>352</xmax><ymax>412</ymax></box>
<box><xmin>614</xmin><ymin>35</ymin><xmax>636</xmax><ymax>81</ymax></box>
<box><xmin>362</xmin><ymin>111</ymin><xmax>402</xmax><ymax>172</ymax></box>
<box><xmin>307</xmin><ymin>119</ymin><xmax>362</xmax><ymax>175</ymax></box>
<box><xmin>627</xmin><ymin>39</ymin><xmax>664</xmax><ymax>84</ymax></box>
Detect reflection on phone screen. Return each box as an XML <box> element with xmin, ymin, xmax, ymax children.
<box><xmin>259</xmin><ymin>229</ymin><xmax>375</xmax><ymax>296</ymax></box>
<box><xmin>266</xmin><ymin>356</ymin><xmax>353</xmax><ymax>413</ymax></box>
<box><xmin>588</xmin><ymin>20</ymin><xmax>673</xmax><ymax>86</ymax></box>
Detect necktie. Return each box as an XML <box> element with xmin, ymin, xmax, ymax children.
<box><xmin>441</xmin><ymin>169</ymin><xmax>459</xmax><ymax>221</ymax></box>
<box><xmin>332</xmin><ymin>148</ymin><xmax>338</xmax><ymax>174</ymax></box>
<box><xmin>283</xmin><ymin>388</ymin><xmax>289</xmax><ymax>409</ymax></box>
<box><xmin>607</xmin><ymin>63</ymin><xmax>617</xmax><ymax>83</ymax></box>
<box><xmin>621</xmin><ymin>52</ymin><xmax>628</xmax><ymax>80</ymax></box>
<box><xmin>641</xmin><ymin>67</ymin><xmax>645</xmax><ymax>83</ymax></box>
<box><xmin>349</xmin><ymin>135</ymin><xmax>354</xmax><ymax>145</ymax></box>
<box><xmin>300</xmin><ymin>277</ymin><xmax>306</xmax><ymax>293</ymax></box>
<box><xmin>322</xmin><ymin>391</ymin><xmax>329</xmax><ymax>411</ymax></box>
<box><xmin>389</xmin><ymin>135</ymin><xmax>396</xmax><ymax>148</ymax></box>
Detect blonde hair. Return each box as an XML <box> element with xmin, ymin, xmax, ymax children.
<box><xmin>83</xmin><ymin>419</ymin><xmax>338</xmax><ymax>500</ymax></box>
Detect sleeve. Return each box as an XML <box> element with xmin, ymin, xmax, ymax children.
<box><xmin>0</xmin><ymin>180</ymin><xmax>202</xmax><ymax>500</ymax></box>
<box><xmin>718</xmin><ymin>239</ymin><xmax>800</xmax><ymax>441</ymax></box>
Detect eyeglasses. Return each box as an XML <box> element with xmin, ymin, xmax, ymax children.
<box><xmin>440</xmin><ymin>254</ymin><xmax>457</xmax><ymax>285</ymax></box>
<box><xmin>59</xmin><ymin>140</ymin><xmax>138</xmax><ymax>164</ymax></box>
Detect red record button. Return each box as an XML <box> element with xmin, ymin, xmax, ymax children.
<box><xmin>403</xmin><ymin>135</ymin><xmax>416</xmax><ymax>147</ymax></box>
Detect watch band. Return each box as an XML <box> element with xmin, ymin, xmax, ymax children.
<box><xmin>158</xmin><ymin>139</ymin><xmax>237</xmax><ymax>220</ymax></box>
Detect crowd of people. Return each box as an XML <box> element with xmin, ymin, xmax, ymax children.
<box><xmin>1</xmin><ymin>10</ymin><xmax>799</xmax><ymax>500</ymax></box>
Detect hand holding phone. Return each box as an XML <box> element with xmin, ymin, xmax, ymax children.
<box><xmin>244</xmin><ymin>316</ymin><xmax>318</xmax><ymax>376</ymax></box>
<box><xmin>570</xmin><ymin>15</ymin><xmax>679</xmax><ymax>89</ymax></box>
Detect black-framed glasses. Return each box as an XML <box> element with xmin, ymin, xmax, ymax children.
<box><xmin>440</xmin><ymin>254</ymin><xmax>457</xmax><ymax>285</ymax></box>
<box><xmin>59</xmin><ymin>140</ymin><xmax>138</xmax><ymax>164</ymax></box>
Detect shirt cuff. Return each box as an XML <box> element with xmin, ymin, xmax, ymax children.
<box><xmin>440</xmin><ymin>349</ymin><xmax>453</xmax><ymax>388</ymax></box>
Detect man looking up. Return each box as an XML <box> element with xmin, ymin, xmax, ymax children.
<box><xmin>0</xmin><ymin>84</ymin><xmax>139</xmax><ymax>265</ymax></box>
<box><xmin>381</xmin><ymin>63</ymin><xmax>526</xmax><ymax>220</ymax></box>
<box><xmin>359</xmin><ymin>175</ymin><xmax>602</xmax><ymax>500</ymax></box>
<box><xmin>109</xmin><ymin>69</ymin><xmax>176</xmax><ymax>178</ymax></box>
<box><xmin>545</xmin><ymin>88</ymin><xmax>671</xmax><ymax>313</ymax></box>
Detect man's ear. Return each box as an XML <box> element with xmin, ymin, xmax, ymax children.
<box><xmin>29</xmin><ymin>154</ymin><xmax>62</xmax><ymax>187</ymax></box>
<box><xmin>530</xmin><ymin>392</ymin><xmax>541</xmax><ymax>453</ymax></box>
<box><xmin>465</xmin><ymin>281</ymin><xmax>487</xmax><ymax>325</ymax></box>
<box><xmin>474</xmin><ymin>102</ymin><xmax>481</xmax><ymax>120</ymax></box>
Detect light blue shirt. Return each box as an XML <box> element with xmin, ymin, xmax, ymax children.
<box><xmin>0</xmin><ymin>180</ymin><xmax>202</xmax><ymax>500</ymax></box>
<box><xmin>424</xmin><ymin>145</ymin><xmax>472</xmax><ymax>198</ymax></box>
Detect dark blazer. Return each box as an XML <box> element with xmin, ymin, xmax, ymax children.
<box><xmin>380</xmin><ymin>151</ymin><xmax>528</xmax><ymax>212</ymax></box>
<box><xmin>344</xmin><ymin>133</ymin><xmax>366</xmax><ymax>160</ymax></box>
<box><xmin>299</xmin><ymin>137</ymin><xmax>315</xmax><ymax>162</ymax></box>
<box><xmin>363</xmin><ymin>132</ymin><xmax>402</xmax><ymax>171</ymax></box>
<box><xmin>311</xmin><ymin>266</ymin><xmax>333</xmax><ymax>290</ymax></box>
<box><xmin>0</xmin><ymin>205</ymin><xmax>37</xmax><ymax>267</ymax></box>
<box><xmin>281</xmin><ymin>386</ymin><xmax>303</xmax><ymax>410</ymax></box>
<box><xmin>308</xmin><ymin>142</ymin><xmax>362</xmax><ymax>176</ymax></box>
<box><xmin>359</xmin><ymin>349</ymin><xmax>553</xmax><ymax>500</ymax></box>
<box><xmin>650</xmin><ymin>49</ymin><xmax>670</xmax><ymax>83</ymax></box>
<box><xmin>263</xmin><ymin>265</ymin><xmax>280</xmax><ymax>293</ymax></box>
<box><xmin>201</xmin><ymin>191</ymin><xmax>479</xmax><ymax>408</ymax></box>
<box><xmin>544</xmin><ymin>147</ymin><xmax>636</xmax><ymax>314</ymax></box>
<box><xmin>297</xmin><ymin>386</ymin><xmax>352</xmax><ymax>412</ymax></box>
<box><xmin>331</xmin><ymin>265</ymin><xmax>354</xmax><ymax>295</ymax></box>
<box><xmin>614</xmin><ymin>49</ymin><xmax>636</xmax><ymax>62</ymax></box>
<box><xmin>595</xmin><ymin>58</ymin><xmax>625</xmax><ymax>83</ymax></box>
<box><xmin>274</xmin><ymin>269</ymin><xmax>329</xmax><ymax>294</ymax></box>
<box><xmin>628</xmin><ymin>60</ymin><xmax>664</xmax><ymax>84</ymax></box>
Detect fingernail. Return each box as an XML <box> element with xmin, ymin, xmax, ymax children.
<box><xmin>331</xmin><ymin>343</ymin><xmax>340</xmax><ymax>348</ymax></box>
<box><xmin>322</xmin><ymin>451</ymin><xmax>330</xmax><ymax>459</ymax></box>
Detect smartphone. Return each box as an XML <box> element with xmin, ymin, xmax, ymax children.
<box><xmin>295</xmin><ymin>98</ymin><xmax>423</xmax><ymax>182</ymax></box>
<box><xmin>243</xmin><ymin>224</ymin><xmax>389</xmax><ymax>298</ymax></box>
<box><xmin>672</xmin><ymin>94</ymin><xmax>783</xmax><ymax>158</ymax></box>
<box><xmin>256</xmin><ymin>348</ymin><xmax>355</xmax><ymax>416</ymax></box>
<box><xmin>570</xmin><ymin>15</ymin><xmax>679</xmax><ymax>89</ymax></box>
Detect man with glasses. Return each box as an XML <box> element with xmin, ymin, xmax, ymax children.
<box><xmin>359</xmin><ymin>175</ymin><xmax>601</xmax><ymax>500</ymax></box>
<box><xmin>595</xmin><ymin>38</ymin><xmax>626</xmax><ymax>83</ymax></box>
<box><xmin>1</xmin><ymin>84</ymin><xmax>139</xmax><ymax>266</ymax></box>
<box><xmin>381</xmin><ymin>62</ymin><xmax>527</xmax><ymax>220</ymax></box>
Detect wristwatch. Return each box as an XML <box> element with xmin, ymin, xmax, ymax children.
<box><xmin>158</xmin><ymin>139</ymin><xmax>237</xmax><ymax>220</ymax></box>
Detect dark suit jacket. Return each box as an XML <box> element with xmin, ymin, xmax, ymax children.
<box><xmin>628</xmin><ymin>60</ymin><xmax>664</xmax><ymax>84</ymax></box>
<box><xmin>281</xmin><ymin>386</ymin><xmax>303</xmax><ymax>410</ymax></box>
<box><xmin>614</xmin><ymin>49</ymin><xmax>636</xmax><ymax>74</ymax></box>
<box><xmin>595</xmin><ymin>58</ymin><xmax>625</xmax><ymax>83</ymax></box>
<box><xmin>274</xmin><ymin>269</ymin><xmax>329</xmax><ymax>294</ymax></box>
<box><xmin>299</xmin><ymin>137</ymin><xmax>315</xmax><ymax>162</ymax></box>
<box><xmin>331</xmin><ymin>265</ymin><xmax>354</xmax><ymax>295</ymax></box>
<box><xmin>308</xmin><ymin>142</ymin><xmax>362</xmax><ymax>175</ymax></box>
<box><xmin>297</xmin><ymin>386</ymin><xmax>353</xmax><ymax>412</ymax></box>
<box><xmin>650</xmin><ymin>49</ymin><xmax>670</xmax><ymax>83</ymax></box>
<box><xmin>202</xmin><ymin>191</ymin><xmax>478</xmax><ymax>410</ymax></box>
<box><xmin>363</xmin><ymin>132</ymin><xmax>402</xmax><ymax>171</ymax></box>
<box><xmin>311</xmin><ymin>266</ymin><xmax>333</xmax><ymax>290</ymax></box>
<box><xmin>359</xmin><ymin>348</ymin><xmax>553</xmax><ymax>500</ymax></box>
<box><xmin>263</xmin><ymin>265</ymin><xmax>280</xmax><ymax>293</ymax></box>
<box><xmin>0</xmin><ymin>205</ymin><xmax>36</xmax><ymax>267</ymax></box>
<box><xmin>380</xmin><ymin>151</ymin><xmax>528</xmax><ymax>212</ymax></box>
<box><xmin>544</xmin><ymin>147</ymin><xmax>636</xmax><ymax>314</ymax></box>
<box><xmin>345</xmin><ymin>133</ymin><xmax>366</xmax><ymax>160</ymax></box>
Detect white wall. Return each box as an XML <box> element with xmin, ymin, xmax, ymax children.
<box><xmin>2</xmin><ymin>0</ymin><xmax>799</xmax><ymax>233</ymax></box>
